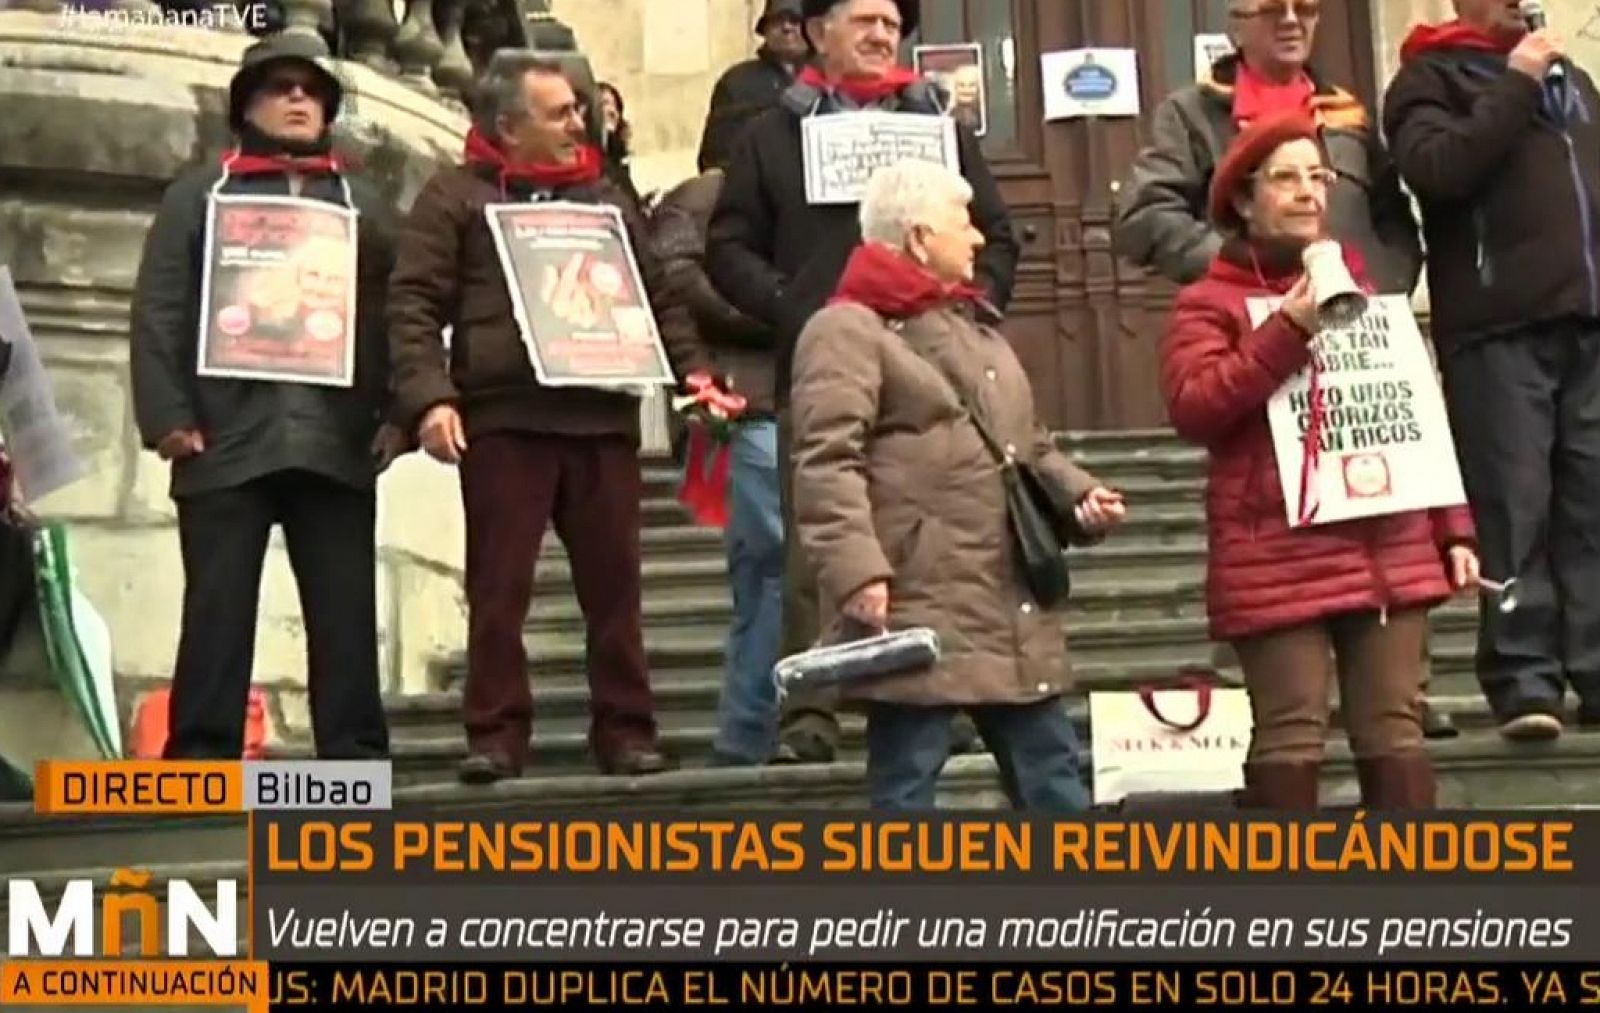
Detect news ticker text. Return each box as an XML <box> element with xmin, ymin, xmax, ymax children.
<box><xmin>17</xmin><ymin>961</ymin><xmax>1599</xmax><ymax>1010</ymax></box>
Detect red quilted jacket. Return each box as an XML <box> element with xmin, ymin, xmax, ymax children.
<box><xmin>1161</xmin><ymin>245</ymin><xmax>1475</xmax><ymax>641</ymax></box>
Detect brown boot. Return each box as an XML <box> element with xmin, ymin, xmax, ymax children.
<box><xmin>1238</xmin><ymin>761</ymin><xmax>1321</xmax><ymax>809</ymax></box>
<box><xmin>1355</xmin><ymin>752</ymin><xmax>1436</xmax><ymax>809</ymax></box>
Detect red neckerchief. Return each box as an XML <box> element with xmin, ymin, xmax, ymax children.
<box><xmin>1232</xmin><ymin>63</ymin><xmax>1315</xmax><ymax>125</ymax></box>
<box><xmin>221</xmin><ymin>149</ymin><xmax>341</xmax><ymax>175</ymax></box>
<box><xmin>1399</xmin><ymin>20</ymin><xmax>1519</xmax><ymax>64</ymax></box>
<box><xmin>797</xmin><ymin>64</ymin><xmax>921</xmax><ymax>105</ymax></box>
<box><xmin>830</xmin><ymin>241</ymin><xmax>984</xmax><ymax>318</ymax></box>
<box><xmin>462</xmin><ymin>125</ymin><xmax>604</xmax><ymax>192</ymax></box>
<box><xmin>1211</xmin><ymin>241</ymin><xmax>1370</xmax><ymax>528</ymax></box>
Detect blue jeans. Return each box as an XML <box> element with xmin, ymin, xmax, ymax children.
<box><xmin>865</xmin><ymin>699</ymin><xmax>1091</xmax><ymax>811</ymax></box>
<box><xmin>714</xmin><ymin>420</ymin><xmax>785</xmax><ymax>761</ymax></box>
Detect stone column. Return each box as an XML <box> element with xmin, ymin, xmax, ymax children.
<box><xmin>336</xmin><ymin>0</ymin><xmax>400</xmax><ymax>71</ymax></box>
<box><xmin>432</xmin><ymin>0</ymin><xmax>474</xmax><ymax>105</ymax></box>
<box><xmin>393</xmin><ymin>0</ymin><xmax>445</xmax><ymax>95</ymax></box>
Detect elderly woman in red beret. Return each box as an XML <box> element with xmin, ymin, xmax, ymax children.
<box><xmin>1161</xmin><ymin>111</ymin><xmax>1480</xmax><ymax>810</ymax></box>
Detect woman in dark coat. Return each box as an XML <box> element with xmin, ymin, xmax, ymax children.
<box><xmin>1161</xmin><ymin>112</ymin><xmax>1479</xmax><ymax>810</ymax></box>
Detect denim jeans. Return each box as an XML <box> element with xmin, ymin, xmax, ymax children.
<box><xmin>864</xmin><ymin>699</ymin><xmax>1091</xmax><ymax>811</ymax></box>
<box><xmin>714</xmin><ymin>420</ymin><xmax>785</xmax><ymax>761</ymax></box>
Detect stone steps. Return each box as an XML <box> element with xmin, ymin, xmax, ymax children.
<box><xmin>528</xmin><ymin>540</ymin><xmax>1213</xmax><ymax>599</ymax></box>
<box><xmin>9</xmin><ymin>719</ymin><xmax>1600</xmax><ymax>881</ymax></box>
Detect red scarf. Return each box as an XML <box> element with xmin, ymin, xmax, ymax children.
<box><xmin>798</xmin><ymin>64</ymin><xmax>921</xmax><ymax>105</ymax></box>
<box><xmin>1232</xmin><ymin>63</ymin><xmax>1315</xmax><ymax>125</ymax></box>
<box><xmin>830</xmin><ymin>241</ymin><xmax>983</xmax><ymax>319</ymax></box>
<box><xmin>1399</xmin><ymin>20</ymin><xmax>1519</xmax><ymax>64</ymax></box>
<box><xmin>221</xmin><ymin>149</ymin><xmax>341</xmax><ymax>176</ymax></box>
<box><xmin>1210</xmin><ymin>241</ymin><xmax>1370</xmax><ymax>528</ymax></box>
<box><xmin>462</xmin><ymin>125</ymin><xmax>604</xmax><ymax>191</ymax></box>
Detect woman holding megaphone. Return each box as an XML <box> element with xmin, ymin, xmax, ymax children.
<box><xmin>1160</xmin><ymin>112</ymin><xmax>1480</xmax><ymax>811</ymax></box>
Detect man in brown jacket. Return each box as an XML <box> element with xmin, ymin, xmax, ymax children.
<box><xmin>388</xmin><ymin>55</ymin><xmax>707</xmax><ymax>783</ymax></box>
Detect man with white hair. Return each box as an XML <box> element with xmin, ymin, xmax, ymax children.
<box><xmin>1114</xmin><ymin>0</ymin><xmax>1421</xmax><ymax>293</ymax></box>
<box><xmin>707</xmin><ymin>0</ymin><xmax>1018</xmax><ymax>763</ymax></box>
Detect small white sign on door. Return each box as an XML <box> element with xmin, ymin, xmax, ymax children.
<box><xmin>1041</xmin><ymin>48</ymin><xmax>1141</xmax><ymax>121</ymax></box>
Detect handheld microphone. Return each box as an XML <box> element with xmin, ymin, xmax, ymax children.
<box><xmin>1519</xmin><ymin>0</ymin><xmax>1566</xmax><ymax>80</ymax></box>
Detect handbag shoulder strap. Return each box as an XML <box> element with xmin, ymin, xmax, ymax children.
<box><xmin>881</xmin><ymin>315</ymin><xmax>1015</xmax><ymax>468</ymax></box>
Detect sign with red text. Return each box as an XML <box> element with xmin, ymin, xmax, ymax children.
<box><xmin>198</xmin><ymin>195</ymin><xmax>358</xmax><ymax>387</ymax></box>
<box><xmin>484</xmin><ymin>202</ymin><xmax>674</xmax><ymax>389</ymax></box>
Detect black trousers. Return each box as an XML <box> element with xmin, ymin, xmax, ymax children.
<box><xmin>164</xmin><ymin>469</ymin><xmax>388</xmax><ymax>759</ymax></box>
<box><xmin>1440</xmin><ymin>323</ymin><xmax>1600</xmax><ymax>718</ymax></box>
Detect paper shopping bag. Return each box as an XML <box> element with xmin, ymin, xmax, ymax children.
<box><xmin>1089</xmin><ymin>678</ymin><xmax>1253</xmax><ymax>806</ymax></box>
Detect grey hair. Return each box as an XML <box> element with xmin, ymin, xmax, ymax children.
<box><xmin>471</xmin><ymin>52</ymin><xmax>568</xmax><ymax>139</ymax></box>
<box><xmin>858</xmin><ymin>160</ymin><xmax>974</xmax><ymax>247</ymax></box>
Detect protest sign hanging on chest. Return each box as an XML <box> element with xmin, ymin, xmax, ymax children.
<box><xmin>801</xmin><ymin>111</ymin><xmax>961</xmax><ymax>206</ymax></box>
<box><xmin>1246</xmin><ymin>294</ymin><xmax>1468</xmax><ymax>527</ymax></box>
<box><xmin>483</xmin><ymin>201</ymin><xmax>675</xmax><ymax>390</ymax></box>
<box><xmin>197</xmin><ymin>194</ymin><xmax>359</xmax><ymax>387</ymax></box>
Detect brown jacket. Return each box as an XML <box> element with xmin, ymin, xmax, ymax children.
<box><xmin>650</xmin><ymin>170</ymin><xmax>777</xmax><ymax>416</ymax></box>
<box><xmin>387</xmin><ymin>164</ymin><xmax>706</xmax><ymax>441</ymax></box>
<box><xmin>789</xmin><ymin>300</ymin><xmax>1102</xmax><ymax>707</ymax></box>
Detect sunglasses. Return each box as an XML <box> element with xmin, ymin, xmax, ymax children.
<box><xmin>260</xmin><ymin>76</ymin><xmax>325</xmax><ymax>99</ymax></box>
<box><xmin>1232</xmin><ymin>1</ymin><xmax>1321</xmax><ymax>21</ymax></box>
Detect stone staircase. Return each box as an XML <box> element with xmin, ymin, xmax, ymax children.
<box><xmin>8</xmin><ymin>429</ymin><xmax>1600</xmax><ymax>892</ymax></box>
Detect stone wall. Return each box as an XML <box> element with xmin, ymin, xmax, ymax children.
<box><xmin>0</xmin><ymin>13</ymin><xmax>472</xmax><ymax>749</ymax></box>
<box><xmin>550</xmin><ymin>0</ymin><xmax>765</xmax><ymax>196</ymax></box>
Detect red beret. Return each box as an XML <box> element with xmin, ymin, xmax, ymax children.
<box><xmin>1207</xmin><ymin>111</ymin><xmax>1326</xmax><ymax>233</ymax></box>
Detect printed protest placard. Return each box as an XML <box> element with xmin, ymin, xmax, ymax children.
<box><xmin>0</xmin><ymin>267</ymin><xmax>86</xmax><ymax>503</ymax></box>
<box><xmin>484</xmin><ymin>201</ymin><xmax>674</xmax><ymax>388</ymax></box>
<box><xmin>914</xmin><ymin>43</ymin><xmax>987</xmax><ymax>136</ymax></box>
<box><xmin>198</xmin><ymin>194</ymin><xmax>358</xmax><ymax>387</ymax></box>
<box><xmin>801</xmin><ymin>111</ymin><xmax>960</xmax><ymax>206</ymax></box>
<box><xmin>1247</xmin><ymin>294</ymin><xmax>1467</xmax><ymax>527</ymax></box>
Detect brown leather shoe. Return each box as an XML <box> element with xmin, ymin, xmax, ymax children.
<box><xmin>599</xmin><ymin>744</ymin><xmax>673</xmax><ymax>776</ymax></box>
<box><xmin>1238</xmin><ymin>761</ymin><xmax>1321</xmax><ymax>809</ymax></box>
<box><xmin>458</xmin><ymin>750</ymin><xmax>519</xmax><ymax>785</ymax></box>
<box><xmin>1355</xmin><ymin>752</ymin><xmax>1436</xmax><ymax>809</ymax></box>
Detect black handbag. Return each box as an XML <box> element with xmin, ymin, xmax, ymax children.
<box><xmin>899</xmin><ymin>337</ymin><xmax>1073</xmax><ymax>607</ymax></box>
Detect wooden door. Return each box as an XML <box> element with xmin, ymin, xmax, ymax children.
<box><xmin>918</xmin><ymin>1</ymin><xmax>1376</xmax><ymax>429</ymax></box>
<box><xmin>912</xmin><ymin>0</ymin><xmax>1068</xmax><ymax>427</ymax></box>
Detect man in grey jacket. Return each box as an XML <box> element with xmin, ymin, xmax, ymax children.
<box><xmin>1112</xmin><ymin>0</ymin><xmax>1451</xmax><ymax>738</ymax></box>
<box><xmin>1115</xmin><ymin>1</ymin><xmax>1421</xmax><ymax>292</ymax></box>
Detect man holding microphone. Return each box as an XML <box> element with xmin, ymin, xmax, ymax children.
<box><xmin>1383</xmin><ymin>0</ymin><xmax>1600</xmax><ymax>740</ymax></box>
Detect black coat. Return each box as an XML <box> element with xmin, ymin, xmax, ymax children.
<box><xmin>705</xmin><ymin>81</ymin><xmax>1019</xmax><ymax>401</ymax></box>
<box><xmin>697</xmin><ymin>47</ymin><xmax>796</xmax><ymax>172</ymax></box>
<box><xmin>1383</xmin><ymin>45</ymin><xmax>1600</xmax><ymax>344</ymax></box>
<box><xmin>129</xmin><ymin>165</ymin><xmax>396</xmax><ymax>497</ymax></box>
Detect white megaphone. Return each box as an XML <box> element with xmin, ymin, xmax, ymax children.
<box><xmin>1301</xmin><ymin>239</ymin><xmax>1367</xmax><ymax>328</ymax></box>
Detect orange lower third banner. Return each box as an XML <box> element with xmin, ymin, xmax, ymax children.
<box><xmin>0</xmin><ymin>959</ymin><xmax>270</xmax><ymax>1011</ymax></box>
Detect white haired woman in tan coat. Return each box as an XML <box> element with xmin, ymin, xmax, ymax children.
<box><xmin>789</xmin><ymin>160</ymin><xmax>1128</xmax><ymax>810</ymax></box>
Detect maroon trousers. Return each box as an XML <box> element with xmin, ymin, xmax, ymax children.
<box><xmin>460</xmin><ymin>431</ymin><xmax>656</xmax><ymax>765</ymax></box>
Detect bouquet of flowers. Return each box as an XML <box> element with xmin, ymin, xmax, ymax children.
<box><xmin>674</xmin><ymin>370</ymin><xmax>747</xmax><ymax>529</ymax></box>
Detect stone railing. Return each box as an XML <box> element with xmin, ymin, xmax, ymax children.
<box><xmin>54</xmin><ymin>0</ymin><xmax>606</xmax><ymax>118</ymax></box>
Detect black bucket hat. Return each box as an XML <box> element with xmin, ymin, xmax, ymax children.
<box><xmin>800</xmin><ymin>0</ymin><xmax>919</xmax><ymax>36</ymax></box>
<box><xmin>755</xmin><ymin>0</ymin><xmax>803</xmax><ymax>32</ymax></box>
<box><xmin>227</xmin><ymin>34</ymin><xmax>343</xmax><ymax>132</ymax></box>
